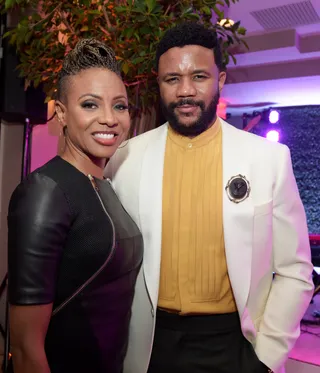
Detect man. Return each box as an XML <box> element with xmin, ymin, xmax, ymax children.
<box><xmin>105</xmin><ymin>22</ymin><xmax>314</xmax><ymax>373</ymax></box>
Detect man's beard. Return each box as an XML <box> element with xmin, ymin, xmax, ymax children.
<box><xmin>161</xmin><ymin>91</ymin><xmax>220</xmax><ymax>137</ymax></box>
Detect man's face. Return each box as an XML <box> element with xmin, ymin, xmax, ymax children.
<box><xmin>158</xmin><ymin>45</ymin><xmax>226</xmax><ymax>137</ymax></box>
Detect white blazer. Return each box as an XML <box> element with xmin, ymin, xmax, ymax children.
<box><xmin>105</xmin><ymin>119</ymin><xmax>314</xmax><ymax>373</ymax></box>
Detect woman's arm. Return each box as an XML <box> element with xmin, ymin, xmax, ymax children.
<box><xmin>10</xmin><ymin>305</ymin><xmax>52</xmax><ymax>373</ymax></box>
<box><xmin>7</xmin><ymin>173</ymin><xmax>71</xmax><ymax>373</ymax></box>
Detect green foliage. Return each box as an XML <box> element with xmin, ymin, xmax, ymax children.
<box><xmin>0</xmin><ymin>0</ymin><xmax>247</xmax><ymax>117</ymax></box>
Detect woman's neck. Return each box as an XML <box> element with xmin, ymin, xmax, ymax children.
<box><xmin>61</xmin><ymin>147</ymin><xmax>106</xmax><ymax>180</ymax></box>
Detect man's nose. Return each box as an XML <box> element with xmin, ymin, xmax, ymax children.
<box><xmin>176</xmin><ymin>78</ymin><xmax>197</xmax><ymax>97</ymax></box>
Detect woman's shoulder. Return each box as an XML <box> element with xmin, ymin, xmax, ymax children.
<box><xmin>10</xmin><ymin>156</ymin><xmax>96</xmax><ymax>217</ymax></box>
<box><xmin>9</xmin><ymin>158</ymin><xmax>70</xmax><ymax>214</ymax></box>
<box><xmin>27</xmin><ymin>156</ymin><xmax>89</xmax><ymax>194</ymax></box>
<box><xmin>9</xmin><ymin>156</ymin><xmax>84</xmax><ymax>210</ymax></box>
<box><xmin>33</xmin><ymin>156</ymin><xmax>83</xmax><ymax>182</ymax></box>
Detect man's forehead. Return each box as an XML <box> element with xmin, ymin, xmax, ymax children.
<box><xmin>158</xmin><ymin>45</ymin><xmax>216</xmax><ymax>74</ymax></box>
<box><xmin>160</xmin><ymin>45</ymin><xmax>214</xmax><ymax>59</ymax></box>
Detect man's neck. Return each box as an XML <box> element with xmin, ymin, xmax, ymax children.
<box><xmin>169</xmin><ymin>115</ymin><xmax>218</xmax><ymax>139</ymax></box>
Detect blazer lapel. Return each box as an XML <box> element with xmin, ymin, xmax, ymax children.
<box><xmin>221</xmin><ymin>120</ymin><xmax>254</xmax><ymax>317</ymax></box>
<box><xmin>139</xmin><ymin>124</ymin><xmax>168</xmax><ymax>310</ymax></box>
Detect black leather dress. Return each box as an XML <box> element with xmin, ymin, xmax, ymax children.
<box><xmin>7</xmin><ymin>156</ymin><xmax>143</xmax><ymax>373</ymax></box>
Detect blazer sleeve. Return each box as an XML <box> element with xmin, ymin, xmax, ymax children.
<box><xmin>7</xmin><ymin>173</ymin><xmax>72</xmax><ymax>306</ymax></box>
<box><xmin>255</xmin><ymin>145</ymin><xmax>314</xmax><ymax>372</ymax></box>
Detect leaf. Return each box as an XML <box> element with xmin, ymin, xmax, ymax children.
<box><xmin>202</xmin><ymin>6</ymin><xmax>212</xmax><ymax>16</ymax></box>
<box><xmin>146</xmin><ymin>0</ymin><xmax>156</xmax><ymax>13</ymax></box>
<box><xmin>123</xmin><ymin>27</ymin><xmax>134</xmax><ymax>39</ymax></box>
<box><xmin>5</xmin><ymin>0</ymin><xmax>15</xmax><ymax>9</ymax></box>
<box><xmin>9</xmin><ymin>33</ymin><xmax>17</xmax><ymax>44</ymax></box>
<box><xmin>34</xmin><ymin>75</ymin><xmax>41</xmax><ymax>88</ymax></box>
<box><xmin>24</xmin><ymin>31</ymin><xmax>33</xmax><ymax>44</ymax></box>
<box><xmin>134</xmin><ymin>32</ymin><xmax>140</xmax><ymax>42</ymax></box>
<box><xmin>122</xmin><ymin>61</ymin><xmax>129</xmax><ymax>75</ymax></box>
<box><xmin>134</xmin><ymin>0</ymin><xmax>147</xmax><ymax>13</ymax></box>
<box><xmin>232</xmin><ymin>20</ymin><xmax>241</xmax><ymax>31</ymax></box>
<box><xmin>151</xmin><ymin>4</ymin><xmax>163</xmax><ymax>14</ymax></box>
<box><xmin>140</xmin><ymin>26</ymin><xmax>151</xmax><ymax>35</ymax></box>
<box><xmin>114</xmin><ymin>6</ymin><xmax>127</xmax><ymax>13</ymax></box>
<box><xmin>237</xmin><ymin>26</ymin><xmax>246</xmax><ymax>36</ymax></box>
<box><xmin>132</xmin><ymin>56</ymin><xmax>144</xmax><ymax>65</ymax></box>
<box><xmin>82</xmin><ymin>0</ymin><xmax>91</xmax><ymax>6</ymax></box>
<box><xmin>213</xmin><ymin>6</ymin><xmax>224</xmax><ymax>19</ymax></box>
<box><xmin>131</xmin><ymin>8</ymin><xmax>144</xmax><ymax>14</ymax></box>
<box><xmin>136</xmin><ymin>15</ymin><xmax>147</xmax><ymax>22</ymax></box>
<box><xmin>182</xmin><ymin>7</ymin><xmax>193</xmax><ymax>15</ymax></box>
<box><xmin>3</xmin><ymin>30</ymin><xmax>12</xmax><ymax>39</ymax></box>
<box><xmin>80</xmin><ymin>25</ymin><xmax>89</xmax><ymax>31</ymax></box>
<box><xmin>185</xmin><ymin>13</ymin><xmax>200</xmax><ymax>20</ymax></box>
<box><xmin>148</xmin><ymin>15</ymin><xmax>160</xmax><ymax>28</ymax></box>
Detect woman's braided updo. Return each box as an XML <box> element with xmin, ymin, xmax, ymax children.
<box><xmin>56</xmin><ymin>38</ymin><xmax>121</xmax><ymax>102</ymax></box>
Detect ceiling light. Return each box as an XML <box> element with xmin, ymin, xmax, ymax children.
<box><xmin>218</xmin><ymin>19</ymin><xmax>235</xmax><ymax>27</ymax></box>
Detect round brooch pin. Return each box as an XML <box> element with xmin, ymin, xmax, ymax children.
<box><xmin>225</xmin><ymin>174</ymin><xmax>251</xmax><ymax>203</ymax></box>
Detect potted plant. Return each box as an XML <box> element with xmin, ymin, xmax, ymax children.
<box><xmin>0</xmin><ymin>0</ymin><xmax>247</xmax><ymax>134</ymax></box>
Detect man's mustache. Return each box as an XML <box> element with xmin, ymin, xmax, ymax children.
<box><xmin>169</xmin><ymin>99</ymin><xmax>205</xmax><ymax>111</ymax></box>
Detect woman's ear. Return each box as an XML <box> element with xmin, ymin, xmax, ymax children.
<box><xmin>55</xmin><ymin>100</ymin><xmax>67</xmax><ymax>132</ymax></box>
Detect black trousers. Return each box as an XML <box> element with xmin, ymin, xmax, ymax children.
<box><xmin>148</xmin><ymin>310</ymin><xmax>268</xmax><ymax>373</ymax></box>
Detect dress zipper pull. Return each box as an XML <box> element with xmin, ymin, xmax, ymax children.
<box><xmin>88</xmin><ymin>174</ymin><xmax>99</xmax><ymax>191</ymax></box>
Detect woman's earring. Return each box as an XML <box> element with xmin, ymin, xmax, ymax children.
<box><xmin>59</xmin><ymin>125</ymin><xmax>66</xmax><ymax>155</ymax></box>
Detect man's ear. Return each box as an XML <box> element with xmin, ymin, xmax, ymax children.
<box><xmin>218</xmin><ymin>71</ymin><xmax>227</xmax><ymax>93</ymax></box>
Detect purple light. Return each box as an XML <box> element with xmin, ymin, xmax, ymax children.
<box><xmin>266</xmin><ymin>130</ymin><xmax>279</xmax><ymax>142</ymax></box>
<box><xmin>269</xmin><ymin>110</ymin><xmax>280</xmax><ymax>124</ymax></box>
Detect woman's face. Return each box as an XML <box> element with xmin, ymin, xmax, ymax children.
<box><xmin>56</xmin><ymin>67</ymin><xmax>130</xmax><ymax>161</ymax></box>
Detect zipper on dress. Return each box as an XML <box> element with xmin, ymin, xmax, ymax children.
<box><xmin>52</xmin><ymin>174</ymin><xmax>116</xmax><ymax>316</ymax></box>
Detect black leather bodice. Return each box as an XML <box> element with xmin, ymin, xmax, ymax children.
<box><xmin>8</xmin><ymin>156</ymin><xmax>143</xmax><ymax>373</ymax></box>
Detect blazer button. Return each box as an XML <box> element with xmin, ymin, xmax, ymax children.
<box><xmin>151</xmin><ymin>308</ymin><xmax>154</xmax><ymax>317</ymax></box>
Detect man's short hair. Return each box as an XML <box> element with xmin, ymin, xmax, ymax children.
<box><xmin>156</xmin><ymin>22</ymin><xmax>225</xmax><ymax>72</ymax></box>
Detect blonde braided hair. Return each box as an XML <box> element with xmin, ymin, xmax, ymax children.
<box><xmin>57</xmin><ymin>38</ymin><xmax>121</xmax><ymax>102</ymax></box>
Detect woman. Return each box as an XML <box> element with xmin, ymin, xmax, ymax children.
<box><xmin>7</xmin><ymin>38</ymin><xmax>143</xmax><ymax>373</ymax></box>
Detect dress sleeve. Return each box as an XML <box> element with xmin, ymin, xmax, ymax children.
<box><xmin>7</xmin><ymin>173</ymin><xmax>72</xmax><ymax>305</ymax></box>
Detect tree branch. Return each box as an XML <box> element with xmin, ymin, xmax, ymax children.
<box><xmin>30</xmin><ymin>3</ymin><xmax>61</xmax><ymax>29</ymax></box>
<box><xmin>125</xmin><ymin>80</ymin><xmax>146</xmax><ymax>87</ymax></box>
<box><xmin>102</xmin><ymin>5</ymin><xmax>112</xmax><ymax>29</ymax></box>
<box><xmin>98</xmin><ymin>25</ymin><xmax>111</xmax><ymax>37</ymax></box>
<box><xmin>58</xmin><ymin>11</ymin><xmax>75</xmax><ymax>34</ymax></box>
